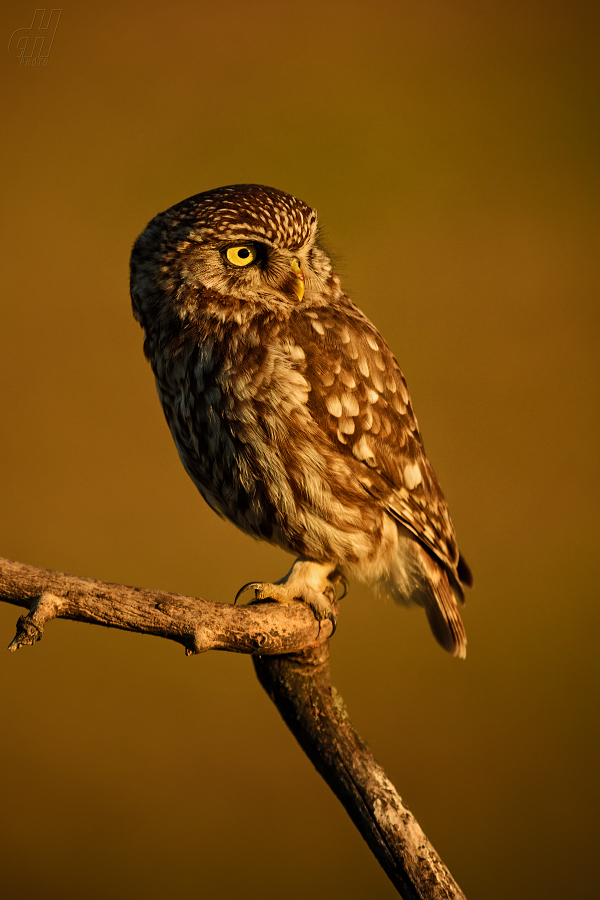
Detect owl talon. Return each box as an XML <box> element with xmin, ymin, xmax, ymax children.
<box><xmin>328</xmin><ymin>570</ymin><xmax>349</xmax><ymax>601</ymax></box>
<box><xmin>234</xmin><ymin>572</ymin><xmax>337</xmax><ymax>635</ymax></box>
<box><xmin>252</xmin><ymin>582</ymin><xmax>293</xmax><ymax>603</ymax></box>
<box><xmin>233</xmin><ymin>582</ymin><xmax>262</xmax><ymax>605</ymax></box>
<box><xmin>234</xmin><ymin>581</ymin><xmax>297</xmax><ymax>604</ymax></box>
<box><xmin>320</xmin><ymin>609</ymin><xmax>337</xmax><ymax>636</ymax></box>
<box><xmin>295</xmin><ymin>590</ymin><xmax>337</xmax><ymax>632</ymax></box>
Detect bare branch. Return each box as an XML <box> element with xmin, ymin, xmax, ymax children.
<box><xmin>1</xmin><ymin>555</ymin><xmax>466</xmax><ymax>898</ymax></box>
<box><xmin>255</xmin><ymin>647</ymin><xmax>466</xmax><ymax>900</ymax></box>
<box><xmin>0</xmin><ymin>556</ymin><xmax>333</xmax><ymax>655</ymax></box>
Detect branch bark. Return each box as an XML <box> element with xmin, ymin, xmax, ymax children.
<box><xmin>0</xmin><ymin>555</ymin><xmax>465</xmax><ymax>899</ymax></box>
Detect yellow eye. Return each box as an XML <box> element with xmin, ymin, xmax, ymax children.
<box><xmin>226</xmin><ymin>245</ymin><xmax>258</xmax><ymax>267</ymax></box>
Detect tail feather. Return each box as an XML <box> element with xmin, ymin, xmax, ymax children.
<box><xmin>457</xmin><ymin>553</ymin><xmax>474</xmax><ymax>590</ymax></box>
<box><xmin>385</xmin><ymin>535</ymin><xmax>468</xmax><ymax>658</ymax></box>
<box><xmin>382</xmin><ymin>529</ymin><xmax>469</xmax><ymax>657</ymax></box>
<box><xmin>418</xmin><ymin>545</ymin><xmax>467</xmax><ymax>658</ymax></box>
<box><xmin>423</xmin><ymin>578</ymin><xmax>467</xmax><ymax>659</ymax></box>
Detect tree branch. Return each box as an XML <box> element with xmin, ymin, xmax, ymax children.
<box><xmin>0</xmin><ymin>556</ymin><xmax>333</xmax><ymax>655</ymax></box>
<box><xmin>0</xmin><ymin>555</ymin><xmax>465</xmax><ymax>899</ymax></box>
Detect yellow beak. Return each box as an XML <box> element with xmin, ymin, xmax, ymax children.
<box><xmin>290</xmin><ymin>258</ymin><xmax>305</xmax><ymax>302</ymax></box>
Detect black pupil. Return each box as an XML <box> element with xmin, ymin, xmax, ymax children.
<box><xmin>238</xmin><ymin>248</ymin><xmax>250</xmax><ymax>259</ymax></box>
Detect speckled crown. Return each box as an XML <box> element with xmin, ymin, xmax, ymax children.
<box><xmin>162</xmin><ymin>184</ymin><xmax>318</xmax><ymax>250</ymax></box>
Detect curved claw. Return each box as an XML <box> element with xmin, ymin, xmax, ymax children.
<box><xmin>336</xmin><ymin>574</ymin><xmax>349</xmax><ymax>601</ymax></box>
<box><xmin>314</xmin><ymin>609</ymin><xmax>337</xmax><ymax>638</ymax></box>
<box><xmin>233</xmin><ymin>582</ymin><xmax>261</xmax><ymax>606</ymax></box>
<box><xmin>324</xmin><ymin>609</ymin><xmax>337</xmax><ymax>636</ymax></box>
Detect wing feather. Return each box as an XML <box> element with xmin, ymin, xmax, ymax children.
<box><xmin>288</xmin><ymin>299</ymin><xmax>465</xmax><ymax>579</ymax></box>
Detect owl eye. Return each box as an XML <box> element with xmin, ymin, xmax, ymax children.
<box><xmin>225</xmin><ymin>245</ymin><xmax>258</xmax><ymax>267</ymax></box>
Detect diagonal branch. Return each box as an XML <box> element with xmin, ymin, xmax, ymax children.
<box><xmin>0</xmin><ymin>555</ymin><xmax>465</xmax><ymax>899</ymax></box>
<box><xmin>255</xmin><ymin>647</ymin><xmax>466</xmax><ymax>900</ymax></box>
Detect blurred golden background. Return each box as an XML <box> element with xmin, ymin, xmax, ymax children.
<box><xmin>1</xmin><ymin>1</ymin><xmax>598</xmax><ymax>897</ymax></box>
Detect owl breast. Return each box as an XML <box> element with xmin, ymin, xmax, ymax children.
<box><xmin>151</xmin><ymin>308</ymin><xmax>387</xmax><ymax>568</ymax></box>
<box><xmin>152</xmin><ymin>323</ymin><xmax>273</xmax><ymax>542</ymax></box>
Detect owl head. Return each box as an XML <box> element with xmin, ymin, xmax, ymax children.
<box><xmin>130</xmin><ymin>184</ymin><xmax>339</xmax><ymax>336</ymax></box>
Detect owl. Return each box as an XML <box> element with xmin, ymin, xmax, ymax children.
<box><xmin>130</xmin><ymin>184</ymin><xmax>472</xmax><ymax>657</ymax></box>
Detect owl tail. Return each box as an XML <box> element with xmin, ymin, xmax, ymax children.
<box><xmin>388</xmin><ymin>540</ymin><xmax>468</xmax><ymax>659</ymax></box>
<box><xmin>420</xmin><ymin>556</ymin><xmax>467</xmax><ymax>659</ymax></box>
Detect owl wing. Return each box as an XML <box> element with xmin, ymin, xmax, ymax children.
<box><xmin>288</xmin><ymin>300</ymin><xmax>465</xmax><ymax>580</ymax></box>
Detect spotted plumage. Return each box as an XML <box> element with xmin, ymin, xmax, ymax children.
<box><xmin>130</xmin><ymin>184</ymin><xmax>472</xmax><ymax>657</ymax></box>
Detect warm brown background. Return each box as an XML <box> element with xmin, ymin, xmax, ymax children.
<box><xmin>1</xmin><ymin>1</ymin><xmax>598</xmax><ymax>897</ymax></box>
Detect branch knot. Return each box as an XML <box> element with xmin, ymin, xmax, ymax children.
<box><xmin>8</xmin><ymin>592</ymin><xmax>63</xmax><ymax>652</ymax></box>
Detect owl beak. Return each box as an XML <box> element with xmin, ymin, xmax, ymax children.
<box><xmin>290</xmin><ymin>258</ymin><xmax>305</xmax><ymax>302</ymax></box>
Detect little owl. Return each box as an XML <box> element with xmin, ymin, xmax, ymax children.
<box><xmin>130</xmin><ymin>184</ymin><xmax>472</xmax><ymax>657</ymax></box>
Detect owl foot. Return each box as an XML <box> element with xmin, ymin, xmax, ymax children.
<box><xmin>234</xmin><ymin>559</ymin><xmax>341</xmax><ymax>632</ymax></box>
<box><xmin>252</xmin><ymin>581</ymin><xmax>336</xmax><ymax>629</ymax></box>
